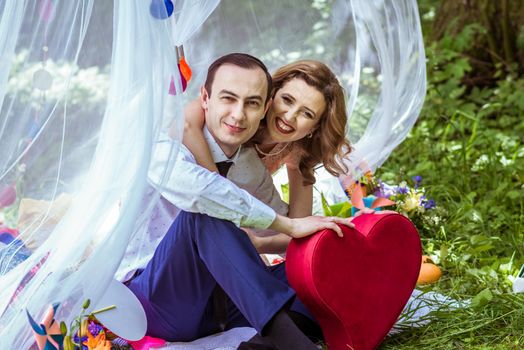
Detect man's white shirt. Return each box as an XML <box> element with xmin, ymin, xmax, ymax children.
<box><xmin>116</xmin><ymin>128</ymin><xmax>287</xmax><ymax>281</ymax></box>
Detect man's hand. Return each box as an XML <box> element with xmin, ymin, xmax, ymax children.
<box><xmin>269</xmin><ymin>214</ymin><xmax>355</xmax><ymax>239</ymax></box>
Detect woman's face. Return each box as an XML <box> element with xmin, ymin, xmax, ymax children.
<box><xmin>265</xmin><ymin>78</ymin><xmax>326</xmax><ymax>144</ymax></box>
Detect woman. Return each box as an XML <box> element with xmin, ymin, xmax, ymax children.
<box><xmin>182</xmin><ymin>59</ymin><xmax>351</xmax><ymax>253</ymax></box>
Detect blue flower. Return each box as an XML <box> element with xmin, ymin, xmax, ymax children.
<box><xmin>397</xmin><ymin>186</ymin><xmax>409</xmax><ymax>194</ymax></box>
<box><xmin>423</xmin><ymin>199</ymin><xmax>436</xmax><ymax>209</ymax></box>
<box><xmin>88</xmin><ymin>321</ymin><xmax>103</xmax><ymax>337</ymax></box>
<box><xmin>412</xmin><ymin>175</ymin><xmax>422</xmax><ymax>188</ymax></box>
<box><xmin>72</xmin><ymin>333</ymin><xmax>88</xmax><ymax>350</ymax></box>
<box><xmin>375</xmin><ymin>180</ymin><xmax>397</xmax><ymax>198</ymax></box>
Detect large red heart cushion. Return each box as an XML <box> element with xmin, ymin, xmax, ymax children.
<box><xmin>286</xmin><ymin>213</ymin><xmax>421</xmax><ymax>350</ymax></box>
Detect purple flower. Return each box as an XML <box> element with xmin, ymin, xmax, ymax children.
<box><xmin>412</xmin><ymin>175</ymin><xmax>422</xmax><ymax>188</ymax></box>
<box><xmin>423</xmin><ymin>199</ymin><xmax>436</xmax><ymax>209</ymax></box>
<box><xmin>374</xmin><ymin>180</ymin><xmax>397</xmax><ymax>198</ymax></box>
<box><xmin>72</xmin><ymin>332</ymin><xmax>88</xmax><ymax>349</ymax></box>
<box><xmin>72</xmin><ymin>321</ymin><xmax>103</xmax><ymax>349</ymax></box>
<box><xmin>397</xmin><ymin>186</ymin><xmax>409</xmax><ymax>194</ymax></box>
<box><xmin>88</xmin><ymin>321</ymin><xmax>103</xmax><ymax>337</ymax></box>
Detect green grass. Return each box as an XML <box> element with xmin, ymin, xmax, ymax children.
<box><xmin>372</xmin><ymin>33</ymin><xmax>524</xmax><ymax>348</ymax></box>
<box><xmin>316</xmin><ymin>17</ymin><xmax>524</xmax><ymax>348</ymax></box>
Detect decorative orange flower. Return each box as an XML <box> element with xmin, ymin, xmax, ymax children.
<box><xmin>83</xmin><ymin>329</ymin><xmax>111</xmax><ymax>350</ymax></box>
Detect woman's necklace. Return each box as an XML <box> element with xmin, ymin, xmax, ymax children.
<box><xmin>254</xmin><ymin>142</ymin><xmax>290</xmax><ymax>157</ymax></box>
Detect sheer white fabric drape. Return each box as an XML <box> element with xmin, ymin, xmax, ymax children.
<box><xmin>0</xmin><ymin>1</ymin><xmax>425</xmax><ymax>348</ymax></box>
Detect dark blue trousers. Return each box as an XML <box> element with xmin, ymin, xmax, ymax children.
<box><xmin>127</xmin><ymin>211</ymin><xmax>312</xmax><ymax>342</ymax></box>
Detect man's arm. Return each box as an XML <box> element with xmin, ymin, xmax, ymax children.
<box><xmin>150</xmin><ymin>139</ymin><xmax>353</xmax><ymax>237</ymax></box>
<box><xmin>149</xmin><ymin>139</ymin><xmax>276</xmax><ymax>229</ymax></box>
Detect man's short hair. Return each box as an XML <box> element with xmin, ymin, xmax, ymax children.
<box><xmin>204</xmin><ymin>53</ymin><xmax>272</xmax><ymax>103</ymax></box>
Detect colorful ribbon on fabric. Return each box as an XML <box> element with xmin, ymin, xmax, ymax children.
<box><xmin>169</xmin><ymin>46</ymin><xmax>192</xmax><ymax>95</ymax></box>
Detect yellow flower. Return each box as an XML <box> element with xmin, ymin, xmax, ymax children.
<box><xmin>401</xmin><ymin>190</ymin><xmax>422</xmax><ymax>213</ymax></box>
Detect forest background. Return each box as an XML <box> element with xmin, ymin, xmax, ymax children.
<box><xmin>378</xmin><ymin>0</ymin><xmax>523</xmax><ymax>349</ymax></box>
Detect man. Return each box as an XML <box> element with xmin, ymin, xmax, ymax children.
<box><xmin>122</xmin><ymin>53</ymin><xmax>349</xmax><ymax>349</ymax></box>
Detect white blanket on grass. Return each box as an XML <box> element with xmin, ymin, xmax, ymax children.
<box><xmin>156</xmin><ymin>289</ymin><xmax>464</xmax><ymax>349</ymax></box>
<box><xmin>159</xmin><ymin>327</ymin><xmax>256</xmax><ymax>350</ymax></box>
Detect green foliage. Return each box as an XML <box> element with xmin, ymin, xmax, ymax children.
<box><xmin>280</xmin><ymin>183</ymin><xmax>289</xmax><ymax>204</ymax></box>
<box><xmin>321</xmin><ymin>193</ymin><xmax>352</xmax><ymax>218</ymax></box>
<box><xmin>376</xmin><ymin>12</ymin><xmax>524</xmax><ymax>350</ymax></box>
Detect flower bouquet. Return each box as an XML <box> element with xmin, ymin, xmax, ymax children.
<box><xmin>323</xmin><ymin>173</ymin><xmax>444</xmax><ymax>285</ymax></box>
<box><xmin>323</xmin><ymin>173</ymin><xmax>441</xmax><ymax>237</ymax></box>
<box><xmin>26</xmin><ymin>300</ymin><xmax>134</xmax><ymax>350</ymax></box>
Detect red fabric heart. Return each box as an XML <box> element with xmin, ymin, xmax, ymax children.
<box><xmin>286</xmin><ymin>213</ymin><xmax>421</xmax><ymax>350</ymax></box>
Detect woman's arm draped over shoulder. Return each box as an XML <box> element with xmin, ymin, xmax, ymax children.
<box><xmin>174</xmin><ymin>98</ymin><xmax>218</xmax><ymax>172</ymax></box>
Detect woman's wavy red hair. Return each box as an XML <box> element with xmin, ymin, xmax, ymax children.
<box><xmin>255</xmin><ymin>60</ymin><xmax>351</xmax><ymax>185</ymax></box>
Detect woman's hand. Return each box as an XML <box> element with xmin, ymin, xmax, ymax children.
<box><xmin>269</xmin><ymin>214</ymin><xmax>355</xmax><ymax>239</ymax></box>
<box><xmin>353</xmin><ymin>208</ymin><xmax>397</xmax><ymax>217</ymax></box>
<box><xmin>290</xmin><ymin>215</ymin><xmax>354</xmax><ymax>238</ymax></box>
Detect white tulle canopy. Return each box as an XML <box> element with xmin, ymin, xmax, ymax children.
<box><xmin>0</xmin><ymin>0</ymin><xmax>425</xmax><ymax>348</ymax></box>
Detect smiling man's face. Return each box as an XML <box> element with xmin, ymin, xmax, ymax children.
<box><xmin>201</xmin><ymin>64</ymin><xmax>269</xmax><ymax>157</ymax></box>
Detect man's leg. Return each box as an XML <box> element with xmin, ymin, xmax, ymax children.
<box><xmin>269</xmin><ymin>263</ymin><xmax>324</xmax><ymax>343</ymax></box>
<box><xmin>127</xmin><ymin>211</ymin><xmax>297</xmax><ymax>341</ymax></box>
<box><xmin>127</xmin><ymin>212</ymin><xmax>219</xmax><ymax>341</ymax></box>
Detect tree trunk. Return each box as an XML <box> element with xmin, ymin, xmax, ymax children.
<box><xmin>432</xmin><ymin>0</ymin><xmax>524</xmax><ymax>83</ymax></box>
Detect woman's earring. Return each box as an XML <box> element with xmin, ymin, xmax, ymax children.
<box><xmin>307</xmin><ymin>131</ymin><xmax>313</xmax><ymax>138</ymax></box>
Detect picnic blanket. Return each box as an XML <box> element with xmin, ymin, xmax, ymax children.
<box><xmin>155</xmin><ymin>289</ymin><xmax>464</xmax><ymax>349</ymax></box>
